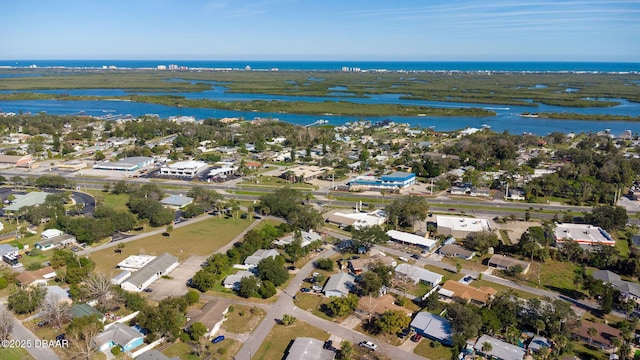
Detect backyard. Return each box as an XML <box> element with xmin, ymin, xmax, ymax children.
<box><xmin>252</xmin><ymin>320</ymin><xmax>329</xmax><ymax>360</ymax></box>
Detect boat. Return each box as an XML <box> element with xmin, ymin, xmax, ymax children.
<box><xmin>520</xmin><ymin>112</ymin><xmax>539</xmax><ymax>118</ymax></box>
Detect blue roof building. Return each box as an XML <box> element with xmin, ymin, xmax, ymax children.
<box><xmin>348</xmin><ymin>171</ymin><xmax>416</xmax><ymax>191</ymax></box>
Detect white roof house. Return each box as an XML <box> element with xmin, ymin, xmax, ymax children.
<box><xmin>323</xmin><ymin>272</ymin><xmax>355</xmax><ymax>298</ymax></box>
<box><xmin>274</xmin><ymin>230</ymin><xmax>322</xmax><ymax>247</ymax></box>
<box><xmin>284</xmin><ymin>337</ymin><xmax>335</xmax><ymax>360</ymax></box>
<box><xmin>474</xmin><ymin>335</ymin><xmax>526</xmax><ymax>360</ymax></box>
<box><xmin>395</xmin><ymin>263</ymin><xmax>443</xmax><ymax>286</ymax></box>
<box><xmin>41</xmin><ymin>229</ymin><xmax>64</xmax><ymax>239</ymax></box>
<box><xmin>436</xmin><ymin>216</ymin><xmax>491</xmax><ymax>238</ymax></box>
<box><xmin>386</xmin><ymin>230</ymin><xmax>437</xmax><ymax>250</ymax></box>
<box><xmin>554</xmin><ymin>223</ymin><xmax>615</xmax><ymax>247</ymax></box>
<box><xmin>243</xmin><ymin>249</ymin><xmax>279</xmax><ymax>267</ymax></box>
<box><xmin>121</xmin><ymin>253</ymin><xmax>179</xmax><ymax>292</ymax></box>
<box><xmin>223</xmin><ymin>270</ymin><xmax>254</xmax><ymax>289</ymax></box>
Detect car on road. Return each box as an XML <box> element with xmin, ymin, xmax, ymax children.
<box><xmin>301</xmin><ymin>288</ymin><xmax>312</xmax><ymax>293</ymax></box>
<box><xmin>448</xmin><ymin>208</ymin><xmax>456</xmax><ymax>211</ymax></box>
<box><xmin>143</xmin><ymin>288</ymin><xmax>153</xmax><ymax>293</ymax></box>
<box><xmin>411</xmin><ymin>254</ymin><xmax>420</xmax><ymax>260</ymax></box>
<box><xmin>212</xmin><ymin>335</ymin><xmax>225</xmax><ymax>344</ymax></box>
<box><xmin>463</xmin><ymin>276</ymin><xmax>474</xmax><ymax>282</ymax></box>
<box><xmin>359</xmin><ymin>341</ymin><xmax>378</xmax><ymax>351</ymax></box>
<box><xmin>411</xmin><ymin>334</ymin><xmax>422</xmax><ymax>342</ymax></box>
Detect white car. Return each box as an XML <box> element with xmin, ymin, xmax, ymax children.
<box><xmin>359</xmin><ymin>341</ymin><xmax>378</xmax><ymax>351</ymax></box>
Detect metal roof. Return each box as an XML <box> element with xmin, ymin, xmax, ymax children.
<box><xmin>284</xmin><ymin>337</ymin><xmax>335</xmax><ymax>360</ymax></box>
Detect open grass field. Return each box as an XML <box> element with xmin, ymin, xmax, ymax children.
<box><xmin>162</xmin><ymin>339</ymin><xmax>241</xmax><ymax>360</ymax></box>
<box><xmin>252</xmin><ymin>320</ymin><xmax>329</xmax><ymax>360</ymax></box>
<box><xmin>526</xmin><ymin>260</ymin><xmax>582</xmax><ymax>296</ymax></box>
<box><xmin>223</xmin><ymin>305</ymin><xmax>267</xmax><ymax>334</ymax></box>
<box><xmin>86</xmin><ymin>190</ymin><xmax>130</xmax><ymax>212</ymax></box>
<box><xmin>90</xmin><ymin>216</ymin><xmax>252</xmax><ymax>275</ymax></box>
<box><xmin>472</xmin><ymin>279</ymin><xmax>537</xmax><ymax>300</ymax></box>
<box><xmin>414</xmin><ymin>340</ymin><xmax>454</xmax><ymax>360</ymax></box>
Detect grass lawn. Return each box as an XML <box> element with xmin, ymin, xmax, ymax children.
<box><xmin>295</xmin><ymin>293</ymin><xmax>334</xmax><ymax>321</ymax></box>
<box><xmin>472</xmin><ymin>279</ymin><xmax>537</xmax><ymax>300</ymax></box>
<box><xmin>422</xmin><ymin>265</ymin><xmax>463</xmax><ymax>283</ymax></box>
<box><xmin>223</xmin><ymin>305</ymin><xmax>266</xmax><ymax>334</ymax></box>
<box><xmin>570</xmin><ymin>341</ymin><xmax>608</xmax><ymax>360</ymax></box>
<box><xmin>526</xmin><ymin>260</ymin><xmax>583</xmax><ymax>296</ymax></box>
<box><xmin>90</xmin><ymin>217</ymin><xmax>252</xmax><ymax>275</ymax></box>
<box><xmin>616</xmin><ymin>239</ymin><xmax>629</xmax><ymax>257</ymax></box>
<box><xmin>162</xmin><ymin>339</ymin><xmax>241</xmax><ymax>360</ymax></box>
<box><xmin>415</xmin><ymin>340</ymin><xmax>453</xmax><ymax>360</ymax></box>
<box><xmin>85</xmin><ymin>190</ymin><xmax>130</xmax><ymax>212</ymax></box>
<box><xmin>441</xmin><ymin>256</ymin><xmax>489</xmax><ymax>273</ymax></box>
<box><xmin>253</xmin><ymin>320</ymin><xmax>329</xmax><ymax>360</ymax></box>
<box><xmin>0</xmin><ymin>347</ymin><xmax>35</xmax><ymax>360</ymax></box>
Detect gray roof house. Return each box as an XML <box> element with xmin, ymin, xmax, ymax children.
<box><xmin>223</xmin><ymin>270</ymin><xmax>254</xmax><ymax>289</ymax></box>
<box><xmin>593</xmin><ymin>269</ymin><xmax>640</xmax><ymax>304</ymax></box>
<box><xmin>474</xmin><ymin>335</ymin><xmax>526</xmax><ymax>360</ymax></box>
<box><xmin>395</xmin><ymin>263</ymin><xmax>443</xmax><ymax>287</ymax></box>
<box><xmin>0</xmin><ymin>244</ymin><xmax>19</xmax><ymax>257</ymax></box>
<box><xmin>135</xmin><ymin>349</ymin><xmax>179</xmax><ymax>360</ymax></box>
<box><xmin>438</xmin><ymin>244</ymin><xmax>475</xmax><ymax>260</ymax></box>
<box><xmin>93</xmin><ymin>322</ymin><xmax>145</xmax><ymax>353</ymax></box>
<box><xmin>284</xmin><ymin>337</ymin><xmax>335</xmax><ymax>360</ymax></box>
<box><xmin>160</xmin><ymin>195</ymin><xmax>194</xmax><ymax>209</ymax></box>
<box><xmin>323</xmin><ymin>272</ymin><xmax>355</xmax><ymax>298</ymax></box>
<box><xmin>593</xmin><ymin>270</ymin><xmax>622</xmax><ymax>284</ymax></box>
<box><xmin>410</xmin><ymin>312</ymin><xmax>452</xmax><ymax>345</ymax></box>
<box><xmin>244</xmin><ymin>249</ymin><xmax>279</xmax><ymax>267</ymax></box>
<box><xmin>274</xmin><ymin>230</ymin><xmax>322</xmax><ymax>248</ymax></box>
<box><xmin>121</xmin><ymin>253</ymin><xmax>179</xmax><ymax>292</ymax></box>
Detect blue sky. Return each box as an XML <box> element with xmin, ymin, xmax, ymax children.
<box><xmin>2</xmin><ymin>0</ymin><xmax>639</xmax><ymax>61</ymax></box>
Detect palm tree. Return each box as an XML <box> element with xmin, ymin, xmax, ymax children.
<box><xmin>482</xmin><ymin>342</ymin><xmax>493</xmax><ymax>353</ymax></box>
<box><xmin>587</xmin><ymin>327</ymin><xmax>598</xmax><ymax>347</ymax></box>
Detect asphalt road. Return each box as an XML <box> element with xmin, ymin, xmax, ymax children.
<box><xmin>4</xmin><ymin>309</ymin><xmax>61</xmax><ymax>360</ymax></box>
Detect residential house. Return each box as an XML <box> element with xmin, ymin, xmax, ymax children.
<box><xmin>323</xmin><ymin>272</ymin><xmax>355</xmax><ymax>298</ymax></box>
<box><xmin>572</xmin><ymin>320</ymin><xmax>621</xmax><ymax>353</ymax></box>
<box><xmin>71</xmin><ymin>303</ymin><xmax>105</xmax><ymax>322</ymax></box>
<box><xmin>488</xmin><ymin>255</ymin><xmax>531</xmax><ymax>274</ymax></box>
<box><xmin>94</xmin><ymin>323</ymin><xmax>145</xmax><ymax>353</ymax></box>
<box><xmin>348</xmin><ymin>253</ymin><xmax>396</xmax><ymax>275</ymax></box>
<box><xmin>410</xmin><ymin>312</ymin><xmax>452</xmax><ymax>346</ymax></box>
<box><xmin>438</xmin><ymin>244</ymin><xmax>475</xmax><ymax>260</ymax></box>
<box><xmin>223</xmin><ymin>271</ymin><xmax>254</xmax><ymax>289</ymax></box>
<box><xmin>438</xmin><ymin>280</ymin><xmax>497</xmax><ymax>306</ymax></box>
<box><xmin>185</xmin><ymin>300</ymin><xmax>230</xmax><ymax>338</ymax></box>
<box><xmin>284</xmin><ymin>337</ymin><xmax>335</xmax><ymax>360</ymax></box>
<box><xmin>0</xmin><ymin>244</ymin><xmax>19</xmax><ymax>258</ymax></box>
<box><xmin>135</xmin><ymin>349</ymin><xmax>178</xmax><ymax>360</ymax></box>
<box><xmin>243</xmin><ymin>249</ymin><xmax>279</xmax><ymax>268</ymax></box>
<box><xmin>507</xmin><ymin>189</ymin><xmax>526</xmax><ymax>201</ymax></box>
<box><xmin>274</xmin><ymin>230</ymin><xmax>322</xmax><ymax>248</ymax></box>
<box><xmin>395</xmin><ymin>263</ymin><xmax>443</xmax><ymax>287</ymax></box>
<box><xmin>45</xmin><ymin>285</ymin><xmax>72</xmax><ymax>305</ymax></box>
<box><xmin>593</xmin><ymin>270</ymin><xmax>640</xmax><ymax>304</ymax></box>
<box><xmin>386</xmin><ymin>230</ymin><xmax>437</xmax><ymax>251</ymax></box>
<box><xmin>35</xmin><ymin>229</ymin><xmax>76</xmax><ymax>251</ymax></box>
<box><xmin>120</xmin><ymin>253</ymin><xmax>179</xmax><ymax>292</ymax></box>
<box><xmin>528</xmin><ymin>336</ymin><xmax>551</xmax><ymax>353</ymax></box>
<box><xmin>474</xmin><ymin>335</ymin><xmax>526</xmax><ymax>360</ymax></box>
<box><xmin>15</xmin><ymin>266</ymin><xmax>56</xmax><ymax>287</ymax></box>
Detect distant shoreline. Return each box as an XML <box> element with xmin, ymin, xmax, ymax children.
<box><xmin>1</xmin><ymin>60</ymin><xmax>639</xmax><ymax>74</ymax></box>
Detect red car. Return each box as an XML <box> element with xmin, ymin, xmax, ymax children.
<box><xmin>411</xmin><ymin>334</ymin><xmax>422</xmax><ymax>342</ymax></box>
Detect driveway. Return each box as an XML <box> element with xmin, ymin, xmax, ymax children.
<box><xmin>148</xmin><ymin>255</ymin><xmax>206</xmax><ymax>301</ymax></box>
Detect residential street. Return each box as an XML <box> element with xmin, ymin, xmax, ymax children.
<box><xmin>5</xmin><ymin>310</ymin><xmax>61</xmax><ymax>360</ymax></box>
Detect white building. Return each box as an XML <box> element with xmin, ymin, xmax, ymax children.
<box><xmin>120</xmin><ymin>253</ymin><xmax>179</xmax><ymax>292</ymax></box>
<box><xmin>436</xmin><ymin>216</ymin><xmax>492</xmax><ymax>238</ymax></box>
<box><xmin>117</xmin><ymin>255</ymin><xmax>156</xmax><ymax>272</ymax></box>
<box><xmin>274</xmin><ymin>230</ymin><xmax>322</xmax><ymax>248</ymax></box>
<box><xmin>554</xmin><ymin>223</ymin><xmax>615</xmax><ymax>247</ymax></box>
<box><xmin>323</xmin><ymin>272</ymin><xmax>355</xmax><ymax>298</ymax></box>
<box><xmin>395</xmin><ymin>263</ymin><xmax>443</xmax><ymax>286</ymax></box>
<box><xmin>386</xmin><ymin>230</ymin><xmax>437</xmax><ymax>251</ymax></box>
<box><xmin>159</xmin><ymin>160</ymin><xmax>208</xmax><ymax>178</ymax></box>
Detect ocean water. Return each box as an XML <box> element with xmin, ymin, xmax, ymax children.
<box><xmin>1</xmin><ymin>60</ymin><xmax>639</xmax><ymax>73</ymax></box>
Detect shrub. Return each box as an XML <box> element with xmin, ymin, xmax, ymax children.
<box><xmin>217</xmin><ymin>348</ymin><xmax>228</xmax><ymax>355</ymax></box>
<box><xmin>184</xmin><ymin>290</ymin><xmax>200</xmax><ymax>305</ymax></box>
<box><xmin>0</xmin><ymin>277</ymin><xmax>8</xmax><ymax>289</ymax></box>
<box><xmin>111</xmin><ymin>346</ymin><xmax>122</xmax><ymax>356</ymax></box>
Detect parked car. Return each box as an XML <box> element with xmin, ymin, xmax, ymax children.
<box><xmin>304</xmin><ymin>278</ymin><xmax>316</xmax><ymax>284</ymax></box>
<box><xmin>55</xmin><ymin>334</ymin><xmax>66</xmax><ymax>341</ymax></box>
<box><xmin>411</xmin><ymin>254</ymin><xmax>420</xmax><ymax>260</ymax></box>
<box><xmin>323</xmin><ymin>340</ymin><xmax>333</xmax><ymax>350</ymax></box>
<box><xmin>301</xmin><ymin>288</ymin><xmax>312</xmax><ymax>293</ymax></box>
<box><xmin>397</xmin><ymin>328</ymin><xmax>411</xmax><ymax>339</ymax></box>
<box><xmin>143</xmin><ymin>288</ymin><xmax>153</xmax><ymax>293</ymax></box>
<box><xmin>359</xmin><ymin>341</ymin><xmax>378</xmax><ymax>351</ymax></box>
<box><xmin>212</xmin><ymin>335</ymin><xmax>225</xmax><ymax>344</ymax></box>
<box><xmin>411</xmin><ymin>334</ymin><xmax>422</xmax><ymax>342</ymax></box>
<box><xmin>312</xmin><ymin>285</ymin><xmax>323</xmax><ymax>291</ymax></box>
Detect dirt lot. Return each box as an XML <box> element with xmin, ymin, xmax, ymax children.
<box><xmin>148</xmin><ymin>255</ymin><xmax>206</xmax><ymax>301</ymax></box>
<box><xmin>493</xmin><ymin>220</ymin><xmax>539</xmax><ymax>244</ymax></box>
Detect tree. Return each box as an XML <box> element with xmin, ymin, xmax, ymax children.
<box><xmin>0</xmin><ymin>309</ymin><xmax>13</xmax><ymax>342</ymax></box>
<box><xmin>584</xmin><ymin>205</ymin><xmax>628</xmax><ymax>231</ymax></box>
<box><xmin>315</xmin><ymin>258</ymin><xmax>334</xmax><ymax>271</ymax></box>
<box><xmin>189</xmin><ymin>322</ymin><xmax>207</xmax><ymax>341</ymax></box>
<box><xmin>8</xmin><ymin>286</ymin><xmax>47</xmax><ymax>314</ymax></box>
<box><xmin>259</xmin><ymin>280</ymin><xmax>277</xmax><ymax>299</ymax></box>
<box><xmin>237</xmin><ymin>276</ymin><xmax>259</xmax><ymax>298</ymax></box>
<box><xmin>359</xmin><ymin>271</ymin><xmax>383</xmax><ymax>296</ymax></box>
<box><xmin>281</xmin><ymin>314</ymin><xmax>297</xmax><ymax>326</ymax></box>
<box><xmin>385</xmin><ymin>195</ymin><xmax>430</xmax><ymax>228</ymax></box>
<box><xmin>257</xmin><ymin>256</ymin><xmax>289</xmax><ymax>287</ymax></box>
<box><xmin>184</xmin><ymin>290</ymin><xmax>200</xmax><ymax>305</ymax></box>
<box><xmin>587</xmin><ymin>327</ymin><xmax>598</xmax><ymax>346</ymax></box>
<box><xmin>191</xmin><ymin>270</ymin><xmax>217</xmax><ymax>292</ymax></box>
<box><xmin>482</xmin><ymin>342</ymin><xmax>493</xmax><ymax>352</ymax></box>
<box><xmin>326</xmin><ymin>294</ymin><xmax>359</xmax><ymax>317</ymax></box>
<box><xmin>40</xmin><ymin>293</ymin><xmax>71</xmax><ymax>329</ymax></box>
<box><xmin>351</xmin><ymin>225</ymin><xmax>388</xmax><ymax>250</ymax></box>
<box><xmin>285</xmin><ymin>230</ymin><xmax>304</xmax><ymax>263</ymax></box>
<box><xmin>83</xmin><ymin>273</ymin><xmax>112</xmax><ymax>308</ymax></box>
<box><xmin>338</xmin><ymin>340</ymin><xmax>353</xmax><ymax>360</ymax></box>
<box><xmin>66</xmin><ymin>314</ymin><xmax>103</xmax><ymax>360</ymax></box>
<box><xmin>166</xmin><ymin>225</ymin><xmax>174</xmax><ymax>237</ymax></box>
<box><xmin>373</xmin><ymin>310</ymin><xmax>411</xmax><ymax>335</ymax></box>
<box><xmin>464</xmin><ymin>231</ymin><xmax>499</xmax><ymax>254</ymax></box>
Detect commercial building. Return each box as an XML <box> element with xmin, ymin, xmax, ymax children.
<box><xmin>117</xmin><ymin>255</ymin><xmax>156</xmax><ymax>272</ymax></box>
<box><xmin>160</xmin><ymin>194</ymin><xmax>194</xmax><ymax>209</ymax></box>
<box><xmin>280</xmin><ymin>166</ymin><xmax>328</xmax><ymax>182</ymax></box>
<box><xmin>4</xmin><ymin>192</ymin><xmax>50</xmax><ymax>212</ymax></box>
<box><xmin>120</xmin><ymin>253</ymin><xmax>179</xmax><ymax>292</ymax></box>
<box><xmin>386</xmin><ymin>230</ymin><xmax>437</xmax><ymax>251</ymax></box>
<box><xmin>0</xmin><ymin>154</ymin><xmax>34</xmax><ymax>168</ymax></box>
<box><xmin>410</xmin><ymin>312</ymin><xmax>452</xmax><ymax>346</ymax></box>
<box><xmin>56</xmin><ymin>161</ymin><xmax>87</xmax><ymax>172</ymax></box>
<box><xmin>159</xmin><ymin>160</ymin><xmax>208</xmax><ymax>178</ymax></box>
<box><xmin>324</xmin><ymin>210</ymin><xmax>386</xmax><ymax>230</ymax></box>
<box><xmin>93</xmin><ymin>156</ymin><xmax>153</xmax><ymax>172</ymax></box>
<box><xmin>554</xmin><ymin>223</ymin><xmax>615</xmax><ymax>247</ymax></box>
<box><xmin>347</xmin><ymin>171</ymin><xmax>416</xmax><ymax>191</ymax></box>
<box><xmin>208</xmin><ymin>162</ymin><xmax>238</xmax><ymax>179</ymax></box>
<box><xmin>436</xmin><ymin>216</ymin><xmax>492</xmax><ymax>238</ymax></box>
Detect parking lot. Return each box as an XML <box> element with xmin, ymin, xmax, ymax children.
<box><xmin>148</xmin><ymin>255</ymin><xmax>206</xmax><ymax>301</ymax></box>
